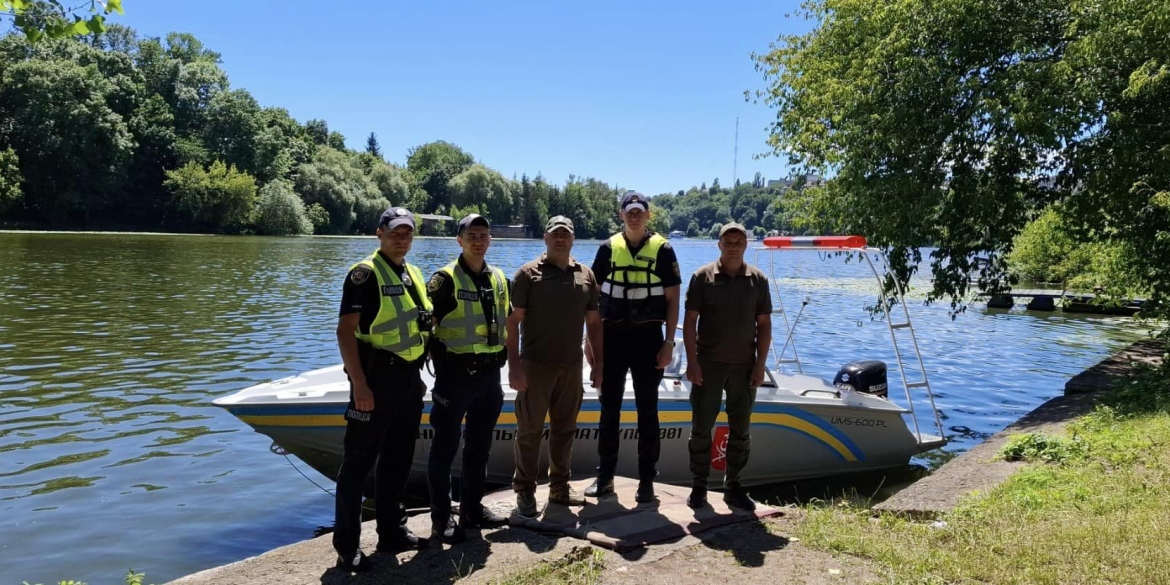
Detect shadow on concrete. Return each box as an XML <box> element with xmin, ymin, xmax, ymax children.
<box><xmin>317</xmin><ymin>532</ymin><xmax>496</xmax><ymax>585</ymax></box>
<box><xmin>690</xmin><ymin>520</ymin><xmax>791</xmax><ymax>568</ymax></box>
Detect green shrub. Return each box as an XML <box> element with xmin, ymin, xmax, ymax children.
<box><xmin>164</xmin><ymin>160</ymin><xmax>258</xmax><ymax>233</ymax></box>
<box><xmin>1001</xmin><ymin>432</ymin><xmax>1084</xmax><ymax>463</ymax></box>
<box><xmin>0</xmin><ymin>147</ymin><xmax>21</xmax><ymax>213</ymax></box>
<box><xmin>255</xmin><ymin>180</ymin><xmax>312</xmax><ymax>236</ymax></box>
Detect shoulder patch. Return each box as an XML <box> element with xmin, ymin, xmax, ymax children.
<box><xmin>427</xmin><ymin>273</ymin><xmax>445</xmax><ymax>293</ymax></box>
<box><xmin>673</xmin><ymin>261</ymin><xmax>681</xmax><ymax>277</ymax></box>
<box><xmin>662</xmin><ymin>241</ymin><xmax>673</xmax><ymax>250</ymax></box>
<box><xmin>350</xmin><ymin>266</ymin><xmax>371</xmax><ymax>285</ymax></box>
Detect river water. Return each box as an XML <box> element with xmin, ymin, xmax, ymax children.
<box><xmin>0</xmin><ymin>232</ymin><xmax>1144</xmax><ymax>583</ymax></box>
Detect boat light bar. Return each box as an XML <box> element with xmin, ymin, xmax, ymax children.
<box><xmin>762</xmin><ymin>235</ymin><xmax>868</xmax><ymax>249</ymax></box>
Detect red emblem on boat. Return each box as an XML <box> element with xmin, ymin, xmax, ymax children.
<box><xmin>711</xmin><ymin>426</ymin><xmax>729</xmax><ymax>471</ymax></box>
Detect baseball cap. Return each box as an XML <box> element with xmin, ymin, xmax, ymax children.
<box><xmin>457</xmin><ymin>213</ymin><xmax>491</xmax><ymax>234</ymax></box>
<box><xmin>620</xmin><ymin>192</ymin><xmax>648</xmax><ymax>212</ymax></box>
<box><xmin>379</xmin><ymin>207</ymin><xmax>415</xmax><ymax>230</ymax></box>
<box><xmin>719</xmin><ymin>222</ymin><xmax>749</xmax><ymax>239</ymax></box>
<box><xmin>545</xmin><ymin>215</ymin><xmax>574</xmax><ymax>234</ymax></box>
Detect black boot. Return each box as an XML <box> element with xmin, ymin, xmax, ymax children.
<box><xmin>723</xmin><ymin>486</ymin><xmax>757</xmax><ymax>511</ymax></box>
<box><xmin>635</xmin><ymin>479</ymin><xmax>656</xmax><ymax>503</ymax></box>
<box><xmin>584</xmin><ymin>475</ymin><xmax>614</xmax><ymax>497</ymax></box>
<box><xmin>376</xmin><ymin>525</ymin><xmax>428</xmax><ymax>553</ymax></box>
<box><xmin>687</xmin><ymin>486</ymin><xmax>707</xmax><ymax>508</ymax></box>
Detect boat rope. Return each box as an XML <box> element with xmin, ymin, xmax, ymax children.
<box><xmin>274</xmin><ymin>442</ymin><xmax>430</xmax><ymax>516</ymax></box>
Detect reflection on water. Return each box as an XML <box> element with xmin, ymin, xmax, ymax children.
<box><xmin>0</xmin><ymin>233</ymin><xmax>1146</xmax><ymax>583</ymax></box>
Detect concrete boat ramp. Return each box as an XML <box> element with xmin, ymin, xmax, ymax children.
<box><xmin>168</xmin><ymin>477</ymin><xmax>785</xmax><ymax>585</ymax></box>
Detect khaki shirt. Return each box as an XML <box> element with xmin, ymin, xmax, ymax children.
<box><xmin>685</xmin><ymin>260</ymin><xmax>772</xmax><ymax>364</ymax></box>
<box><xmin>512</xmin><ymin>254</ymin><xmax>600</xmax><ymax>364</ymax></box>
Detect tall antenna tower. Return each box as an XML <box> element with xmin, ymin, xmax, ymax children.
<box><xmin>733</xmin><ymin>117</ymin><xmax>739</xmax><ymax>185</ymax></box>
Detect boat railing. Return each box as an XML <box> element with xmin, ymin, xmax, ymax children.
<box><xmin>753</xmin><ymin>236</ymin><xmax>946</xmax><ymax>447</ymax></box>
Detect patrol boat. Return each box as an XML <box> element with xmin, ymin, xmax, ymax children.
<box><xmin>213</xmin><ymin>236</ymin><xmax>946</xmax><ymax>490</ymax></box>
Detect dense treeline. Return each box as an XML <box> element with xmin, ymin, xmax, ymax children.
<box><xmin>0</xmin><ymin>28</ymin><xmax>807</xmax><ymax>240</ymax></box>
<box><xmin>754</xmin><ymin>0</ymin><xmax>1170</xmax><ymax>317</ymax></box>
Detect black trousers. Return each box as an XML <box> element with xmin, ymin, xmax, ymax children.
<box><xmin>597</xmin><ymin>321</ymin><xmax>664</xmax><ymax>480</ymax></box>
<box><xmin>427</xmin><ymin>362</ymin><xmax>504</xmax><ymax>528</ymax></box>
<box><xmin>332</xmin><ymin>356</ymin><xmax>424</xmax><ymax>559</ymax></box>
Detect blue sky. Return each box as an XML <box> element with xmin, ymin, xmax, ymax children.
<box><xmin>116</xmin><ymin>0</ymin><xmax>811</xmax><ymax>196</ymax></box>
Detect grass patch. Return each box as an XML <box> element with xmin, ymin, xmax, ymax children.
<box><xmin>1000</xmin><ymin>432</ymin><xmax>1084</xmax><ymax>463</ymax></box>
<box><xmin>489</xmin><ymin>546</ymin><xmax>605</xmax><ymax>585</ymax></box>
<box><xmin>796</xmin><ymin>359</ymin><xmax>1170</xmax><ymax>585</ymax></box>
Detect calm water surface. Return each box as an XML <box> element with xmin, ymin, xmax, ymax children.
<box><xmin>0</xmin><ymin>232</ymin><xmax>1144</xmax><ymax>583</ymax></box>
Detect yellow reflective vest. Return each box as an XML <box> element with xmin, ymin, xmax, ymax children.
<box><xmin>599</xmin><ymin>233</ymin><xmax>668</xmax><ymax>323</ymax></box>
<box><xmin>351</xmin><ymin>252</ymin><xmax>432</xmax><ymax>362</ymax></box>
<box><xmin>433</xmin><ymin>261</ymin><xmax>509</xmax><ymax>354</ymax></box>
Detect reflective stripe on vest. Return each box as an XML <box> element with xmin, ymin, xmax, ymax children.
<box><xmin>352</xmin><ymin>253</ymin><xmax>432</xmax><ymax>361</ymax></box>
<box><xmin>434</xmin><ymin>261</ymin><xmax>509</xmax><ymax>354</ymax></box>
<box><xmin>599</xmin><ymin>282</ymin><xmax>666</xmax><ymax>299</ymax></box>
<box><xmin>600</xmin><ymin>233</ymin><xmax>668</xmax><ymax>321</ymax></box>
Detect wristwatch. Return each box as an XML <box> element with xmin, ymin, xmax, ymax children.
<box><xmin>663</xmin><ymin>339</ymin><xmax>676</xmax><ymax>347</ymax></box>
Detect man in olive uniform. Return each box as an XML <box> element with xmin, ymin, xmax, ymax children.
<box><xmin>333</xmin><ymin>207</ymin><xmax>432</xmax><ymax>573</ymax></box>
<box><xmin>586</xmin><ymin>192</ymin><xmax>682</xmax><ymax>503</ymax></box>
<box><xmin>683</xmin><ymin>223</ymin><xmax>772</xmax><ymax>510</ymax></box>
<box><xmin>507</xmin><ymin>215</ymin><xmax>604</xmax><ymax>517</ymax></box>
<box><xmin>426</xmin><ymin>213</ymin><xmax>511</xmax><ymax>544</ymax></box>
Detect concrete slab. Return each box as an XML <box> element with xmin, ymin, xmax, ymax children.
<box><xmin>874</xmin><ymin>339</ymin><xmax>1164</xmax><ymax>519</ymax></box>
<box><xmin>487</xmin><ymin>477</ymin><xmax>783</xmax><ymax>552</ymax></box>
<box><xmin>167</xmin><ymin>477</ymin><xmax>781</xmax><ymax>585</ymax></box>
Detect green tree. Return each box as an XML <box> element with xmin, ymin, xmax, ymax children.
<box><xmin>255</xmin><ymin>180</ymin><xmax>312</xmax><ymax>236</ymax></box>
<box><xmin>752</xmin><ymin>0</ymin><xmax>1170</xmax><ymax>314</ymax></box>
<box><xmin>304</xmin><ymin>202</ymin><xmax>330</xmax><ymax>233</ymax></box>
<box><xmin>365</xmin><ymin>132</ymin><xmax>382</xmax><ymax>159</ymax></box>
<box><xmin>448</xmin><ymin>163</ymin><xmax>514</xmax><ymax>223</ymax></box>
<box><xmin>0</xmin><ymin>55</ymin><xmax>134</xmax><ymax>224</ymax></box>
<box><xmin>368</xmin><ymin>162</ymin><xmax>410</xmax><ymax>206</ymax></box>
<box><xmin>2</xmin><ymin>0</ymin><xmax>124</xmax><ymax>42</ymax></box>
<box><xmin>304</xmin><ymin>119</ymin><xmax>329</xmax><ymax>146</ymax></box>
<box><xmin>203</xmin><ymin>89</ymin><xmax>263</xmax><ymax>176</ymax></box>
<box><xmin>294</xmin><ymin>146</ymin><xmax>379</xmax><ymax>233</ymax></box>
<box><xmin>406</xmin><ymin>140</ymin><xmax>475</xmax><ymax>211</ymax></box>
<box><xmin>0</xmin><ymin>147</ymin><xmax>21</xmax><ymax>213</ymax></box>
<box><xmin>163</xmin><ymin>160</ymin><xmax>257</xmax><ymax>233</ymax></box>
<box><xmin>326</xmin><ymin>130</ymin><xmax>346</xmax><ymax>151</ymax></box>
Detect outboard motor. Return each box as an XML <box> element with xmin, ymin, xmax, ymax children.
<box><xmin>833</xmin><ymin>360</ymin><xmax>888</xmax><ymax>398</ymax></box>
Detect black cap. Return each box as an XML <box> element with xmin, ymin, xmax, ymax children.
<box><xmin>545</xmin><ymin>215</ymin><xmax>574</xmax><ymax>234</ymax></box>
<box><xmin>620</xmin><ymin>191</ymin><xmax>648</xmax><ymax>212</ymax></box>
<box><xmin>379</xmin><ymin>207</ymin><xmax>415</xmax><ymax>230</ymax></box>
<box><xmin>457</xmin><ymin>213</ymin><xmax>490</xmax><ymax>234</ymax></box>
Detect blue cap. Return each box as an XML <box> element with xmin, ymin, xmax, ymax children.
<box><xmin>458</xmin><ymin>213</ymin><xmax>490</xmax><ymax>234</ymax></box>
<box><xmin>379</xmin><ymin>207</ymin><xmax>415</xmax><ymax>230</ymax></box>
<box><xmin>620</xmin><ymin>192</ymin><xmax>648</xmax><ymax>212</ymax></box>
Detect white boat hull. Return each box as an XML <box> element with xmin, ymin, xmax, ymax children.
<box><xmin>214</xmin><ymin>361</ymin><xmax>944</xmax><ymax>491</ymax></box>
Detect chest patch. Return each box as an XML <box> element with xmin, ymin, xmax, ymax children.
<box><xmin>382</xmin><ymin>285</ymin><xmax>405</xmax><ymax>296</ymax></box>
<box><xmin>457</xmin><ymin>290</ymin><xmax>480</xmax><ymax>301</ymax></box>
<box><xmin>635</xmin><ymin>255</ymin><xmax>656</xmax><ymax>267</ymax></box>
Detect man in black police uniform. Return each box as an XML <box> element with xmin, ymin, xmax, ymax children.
<box><xmin>586</xmin><ymin>191</ymin><xmax>682</xmax><ymax>503</ymax></box>
<box><xmin>333</xmin><ymin>207</ymin><xmax>431</xmax><ymax>573</ymax></box>
<box><xmin>426</xmin><ymin>213</ymin><xmax>511</xmax><ymax>545</ymax></box>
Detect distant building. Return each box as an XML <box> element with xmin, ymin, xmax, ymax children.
<box><xmin>492</xmin><ymin>224</ymin><xmax>530</xmax><ymax>239</ymax></box>
<box><xmin>766</xmin><ymin>174</ymin><xmax>824</xmax><ymax>190</ymax></box>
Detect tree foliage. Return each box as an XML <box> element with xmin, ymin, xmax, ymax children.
<box><xmin>255</xmin><ymin>179</ymin><xmax>311</xmax><ymax>236</ymax></box>
<box><xmin>0</xmin><ymin>147</ymin><xmax>21</xmax><ymax>212</ymax></box>
<box><xmin>448</xmin><ymin>164</ymin><xmax>514</xmax><ymax>224</ymax></box>
<box><xmin>0</xmin><ymin>27</ymin><xmax>799</xmax><ymax>240</ymax></box>
<box><xmin>163</xmin><ymin>160</ymin><xmax>256</xmax><ymax>233</ymax></box>
<box><xmin>753</xmin><ymin>0</ymin><xmax>1170</xmax><ymax>317</ymax></box>
<box><xmin>2</xmin><ymin>0</ymin><xmax>124</xmax><ymax>43</ymax></box>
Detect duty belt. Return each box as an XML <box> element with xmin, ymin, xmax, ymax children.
<box><xmin>440</xmin><ymin>350</ymin><xmax>505</xmax><ymax>373</ymax></box>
